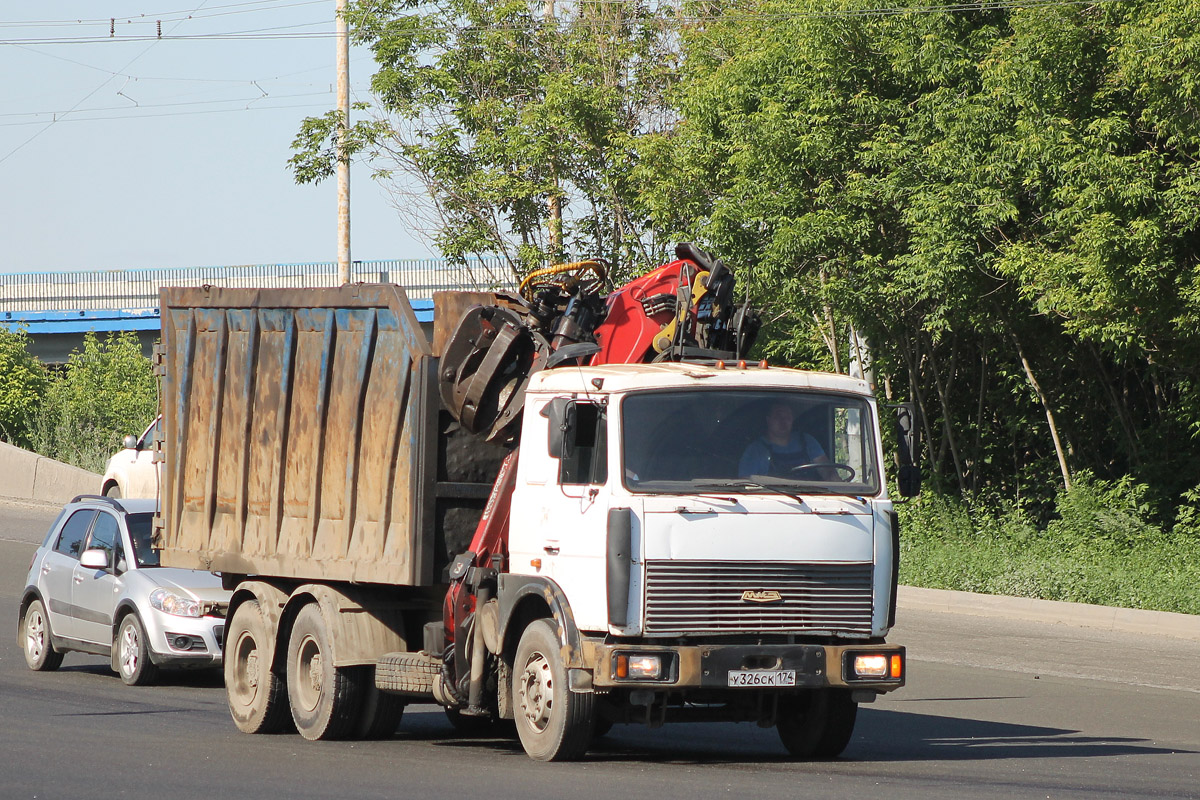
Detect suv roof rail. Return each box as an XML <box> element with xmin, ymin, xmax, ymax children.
<box><xmin>69</xmin><ymin>494</ymin><xmax>126</xmax><ymax>511</ymax></box>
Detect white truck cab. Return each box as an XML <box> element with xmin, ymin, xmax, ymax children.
<box><xmin>506</xmin><ymin>362</ymin><xmax>903</xmax><ymax>709</ymax></box>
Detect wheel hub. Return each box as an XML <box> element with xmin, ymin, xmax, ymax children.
<box><xmin>25</xmin><ymin>612</ymin><xmax>45</xmax><ymax>659</ymax></box>
<box><xmin>294</xmin><ymin>634</ymin><xmax>323</xmax><ymax>712</ymax></box>
<box><xmin>245</xmin><ymin>652</ymin><xmax>260</xmax><ymax>689</ymax></box>
<box><xmin>519</xmin><ymin>652</ymin><xmax>555</xmax><ymax>733</ymax></box>
<box><xmin>121</xmin><ymin>624</ymin><xmax>138</xmax><ymax>674</ymax></box>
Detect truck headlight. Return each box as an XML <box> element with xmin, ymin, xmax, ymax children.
<box><xmin>846</xmin><ymin>652</ymin><xmax>904</xmax><ymax>681</ymax></box>
<box><xmin>852</xmin><ymin>655</ymin><xmax>888</xmax><ymax>678</ymax></box>
<box><xmin>150</xmin><ymin>588</ymin><xmax>202</xmax><ymax>618</ymax></box>
<box><xmin>615</xmin><ymin>653</ymin><xmax>662</xmax><ymax>680</ymax></box>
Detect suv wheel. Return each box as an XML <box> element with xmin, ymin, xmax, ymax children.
<box><xmin>23</xmin><ymin>599</ymin><xmax>64</xmax><ymax>671</ymax></box>
<box><xmin>117</xmin><ymin>614</ymin><xmax>159</xmax><ymax>686</ymax></box>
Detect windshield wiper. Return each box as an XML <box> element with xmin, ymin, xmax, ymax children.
<box><xmin>695</xmin><ymin>479</ymin><xmax>835</xmax><ymax>503</ymax></box>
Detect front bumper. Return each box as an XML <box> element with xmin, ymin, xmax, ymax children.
<box><xmin>584</xmin><ymin>640</ymin><xmax>905</xmax><ymax>692</ymax></box>
<box><xmin>145</xmin><ymin>614</ymin><xmax>225</xmax><ymax>668</ymax></box>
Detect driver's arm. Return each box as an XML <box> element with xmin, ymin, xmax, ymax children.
<box><xmin>739</xmin><ymin>440</ymin><xmax>770</xmax><ymax>477</ymax></box>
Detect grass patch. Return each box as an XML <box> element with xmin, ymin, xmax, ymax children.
<box><xmin>897</xmin><ymin>474</ymin><xmax>1200</xmax><ymax>616</ymax></box>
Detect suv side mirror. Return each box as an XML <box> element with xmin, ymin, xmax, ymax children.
<box><xmin>893</xmin><ymin>403</ymin><xmax>921</xmax><ymax>498</ymax></box>
<box><xmin>122</xmin><ymin>434</ymin><xmax>140</xmax><ymax>451</ymax></box>
<box><xmin>542</xmin><ymin>398</ymin><xmax>576</xmax><ymax>459</ymax></box>
<box><xmin>80</xmin><ymin>548</ymin><xmax>110</xmax><ymax>570</ymax></box>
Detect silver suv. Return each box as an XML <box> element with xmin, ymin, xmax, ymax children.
<box><xmin>18</xmin><ymin>496</ymin><xmax>230</xmax><ymax>685</ymax></box>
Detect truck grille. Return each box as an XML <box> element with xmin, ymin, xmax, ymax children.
<box><xmin>643</xmin><ymin>561</ymin><xmax>874</xmax><ymax>636</ymax></box>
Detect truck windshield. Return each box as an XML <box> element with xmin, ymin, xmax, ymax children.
<box><xmin>621</xmin><ymin>389</ymin><xmax>880</xmax><ymax>496</ymax></box>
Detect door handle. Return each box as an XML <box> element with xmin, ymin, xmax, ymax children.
<box><xmin>73</xmin><ymin>575</ymin><xmax>84</xmax><ymax>584</ymax></box>
<box><xmin>543</xmin><ymin>545</ymin><xmax>560</xmax><ymax>555</ymax></box>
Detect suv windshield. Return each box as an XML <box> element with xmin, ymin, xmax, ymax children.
<box><xmin>126</xmin><ymin>513</ymin><xmax>160</xmax><ymax>567</ymax></box>
<box><xmin>621</xmin><ymin>389</ymin><xmax>879</xmax><ymax>496</ymax></box>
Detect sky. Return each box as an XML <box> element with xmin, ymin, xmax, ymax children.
<box><xmin>0</xmin><ymin>1</ymin><xmax>434</xmax><ymax>275</ymax></box>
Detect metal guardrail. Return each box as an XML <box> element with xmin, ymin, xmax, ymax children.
<box><xmin>0</xmin><ymin>258</ymin><xmax>516</xmax><ymax>312</ymax></box>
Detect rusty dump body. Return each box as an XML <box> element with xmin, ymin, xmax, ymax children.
<box><xmin>155</xmin><ymin>284</ymin><xmax>506</xmax><ymax>588</ymax></box>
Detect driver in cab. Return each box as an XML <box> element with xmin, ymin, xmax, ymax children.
<box><xmin>738</xmin><ymin>401</ymin><xmax>832</xmax><ymax>478</ymax></box>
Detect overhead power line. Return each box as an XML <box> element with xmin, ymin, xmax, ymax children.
<box><xmin>0</xmin><ymin>0</ymin><xmax>1132</xmax><ymax>45</ymax></box>
<box><xmin>0</xmin><ymin>1</ymin><xmax>327</xmax><ymax>28</ymax></box>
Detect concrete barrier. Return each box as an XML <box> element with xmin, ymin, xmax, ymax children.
<box><xmin>0</xmin><ymin>440</ymin><xmax>101</xmax><ymax>506</ymax></box>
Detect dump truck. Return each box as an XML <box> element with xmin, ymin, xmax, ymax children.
<box><xmin>155</xmin><ymin>245</ymin><xmax>917</xmax><ymax>761</ymax></box>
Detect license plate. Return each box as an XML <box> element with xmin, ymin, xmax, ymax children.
<box><xmin>727</xmin><ymin>669</ymin><xmax>797</xmax><ymax>687</ymax></box>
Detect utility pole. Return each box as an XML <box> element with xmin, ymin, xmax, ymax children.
<box><xmin>336</xmin><ymin>0</ymin><xmax>351</xmax><ymax>284</ymax></box>
<box><xmin>544</xmin><ymin>0</ymin><xmax>562</xmax><ymax>262</ymax></box>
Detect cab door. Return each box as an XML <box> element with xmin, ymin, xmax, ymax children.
<box><xmin>538</xmin><ymin>401</ymin><xmax>611</xmax><ymax>633</ymax></box>
<box><xmin>72</xmin><ymin>510</ymin><xmax>123</xmax><ymax>646</ymax></box>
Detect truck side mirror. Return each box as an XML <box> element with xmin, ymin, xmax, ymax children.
<box><xmin>542</xmin><ymin>398</ymin><xmax>576</xmax><ymax>459</ymax></box>
<box><xmin>893</xmin><ymin>403</ymin><xmax>921</xmax><ymax>497</ymax></box>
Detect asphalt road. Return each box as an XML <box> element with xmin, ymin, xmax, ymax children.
<box><xmin>3</xmin><ymin>498</ymin><xmax>1198</xmax><ymax>799</ymax></box>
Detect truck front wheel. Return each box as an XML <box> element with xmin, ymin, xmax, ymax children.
<box><xmin>776</xmin><ymin>688</ymin><xmax>858</xmax><ymax>759</ymax></box>
<box><xmin>286</xmin><ymin>603</ymin><xmax>363</xmax><ymax>740</ymax></box>
<box><xmin>226</xmin><ymin>600</ymin><xmax>290</xmax><ymax>734</ymax></box>
<box><xmin>513</xmin><ymin>619</ymin><xmax>594</xmax><ymax>761</ymax></box>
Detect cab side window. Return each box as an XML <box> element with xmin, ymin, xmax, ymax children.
<box><xmin>53</xmin><ymin>510</ymin><xmax>97</xmax><ymax>559</ymax></box>
<box><xmin>560</xmin><ymin>404</ymin><xmax>607</xmax><ymax>486</ymax></box>
<box><xmin>86</xmin><ymin>512</ymin><xmax>121</xmax><ymax>563</ymax></box>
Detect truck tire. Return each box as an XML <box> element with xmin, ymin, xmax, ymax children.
<box><xmin>286</xmin><ymin>603</ymin><xmax>363</xmax><ymax>740</ymax></box>
<box><xmin>116</xmin><ymin>613</ymin><xmax>159</xmax><ymax>686</ymax></box>
<box><xmin>22</xmin><ymin>599</ymin><xmax>64</xmax><ymax>671</ymax></box>
<box><xmin>354</xmin><ymin>676</ymin><xmax>406</xmax><ymax>740</ymax></box>
<box><xmin>226</xmin><ymin>599</ymin><xmax>290</xmax><ymax>734</ymax></box>
<box><xmin>776</xmin><ymin>689</ymin><xmax>858</xmax><ymax>759</ymax></box>
<box><xmin>512</xmin><ymin>619</ymin><xmax>595</xmax><ymax>761</ymax></box>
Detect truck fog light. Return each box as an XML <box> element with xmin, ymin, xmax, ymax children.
<box><xmin>853</xmin><ymin>654</ymin><xmax>888</xmax><ymax>678</ymax></box>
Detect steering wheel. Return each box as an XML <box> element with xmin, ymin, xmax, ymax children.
<box><xmin>788</xmin><ymin>462</ymin><xmax>856</xmax><ymax>482</ymax></box>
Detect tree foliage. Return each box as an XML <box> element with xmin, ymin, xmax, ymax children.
<box><xmin>290</xmin><ymin>0</ymin><xmax>683</xmax><ymax>282</ymax></box>
<box><xmin>636</xmin><ymin>0</ymin><xmax>1200</xmax><ymax>518</ymax></box>
<box><xmin>30</xmin><ymin>332</ymin><xmax>157</xmax><ymax>474</ymax></box>
<box><xmin>0</xmin><ymin>326</ymin><xmax>48</xmax><ymax>449</ymax></box>
<box><xmin>298</xmin><ymin>0</ymin><xmax>1200</xmax><ymax>524</ymax></box>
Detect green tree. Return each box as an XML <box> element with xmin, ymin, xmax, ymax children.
<box><xmin>30</xmin><ymin>332</ymin><xmax>157</xmax><ymax>473</ymax></box>
<box><xmin>637</xmin><ymin>0</ymin><xmax>1200</xmax><ymax>515</ymax></box>
<box><xmin>0</xmin><ymin>326</ymin><xmax>48</xmax><ymax>449</ymax></box>
<box><xmin>290</xmin><ymin>0</ymin><xmax>682</xmax><ymax>281</ymax></box>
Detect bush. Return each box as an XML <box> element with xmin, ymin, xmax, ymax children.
<box><xmin>0</xmin><ymin>326</ymin><xmax>48</xmax><ymax>449</ymax></box>
<box><xmin>29</xmin><ymin>332</ymin><xmax>157</xmax><ymax>474</ymax></box>
<box><xmin>898</xmin><ymin>479</ymin><xmax>1200</xmax><ymax>616</ymax></box>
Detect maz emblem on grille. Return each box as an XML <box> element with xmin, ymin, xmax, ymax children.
<box><xmin>741</xmin><ymin>590</ymin><xmax>783</xmax><ymax>603</ymax></box>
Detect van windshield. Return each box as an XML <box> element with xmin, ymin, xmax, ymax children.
<box><xmin>621</xmin><ymin>389</ymin><xmax>879</xmax><ymax>496</ymax></box>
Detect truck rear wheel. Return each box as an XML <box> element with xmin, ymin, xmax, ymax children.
<box><xmin>513</xmin><ymin>619</ymin><xmax>594</xmax><ymax>761</ymax></box>
<box><xmin>286</xmin><ymin>603</ymin><xmax>363</xmax><ymax>740</ymax></box>
<box><xmin>776</xmin><ymin>689</ymin><xmax>858</xmax><ymax>759</ymax></box>
<box><xmin>226</xmin><ymin>600</ymin><xmax>290</xmax><ymax>734</ymax></box>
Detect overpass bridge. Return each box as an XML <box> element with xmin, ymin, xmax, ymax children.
<box><xmin>1</xmin><ymin>258</ymin><xmax>512</xmax><ymax>362</ymax></box>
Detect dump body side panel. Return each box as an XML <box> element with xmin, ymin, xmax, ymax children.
<box><xmin>156</xmin><ymin>284</ymin><xmax>439</xmax><ymax>587</ymax></box>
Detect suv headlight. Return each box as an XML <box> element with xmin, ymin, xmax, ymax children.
<box><xmin>150</xmin><ymin>588</ymin><xmax>202</xmax><ymax>618</ymax></box>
